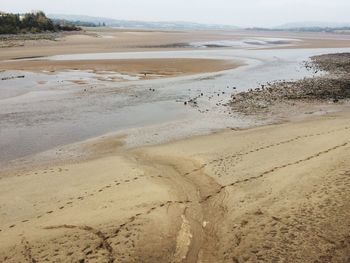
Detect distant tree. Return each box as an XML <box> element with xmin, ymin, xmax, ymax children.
<box><xmin>21</xmin><ymin>11</ymin><xmax>55</xmax><ymax>32</ymax></box>
<box><xmin>0</xmin><ymin>13</ymin><xmax>21</xmax><ymax>34</ymax></box>
<box><xmin>0</xmin><ymin>11</ymin><xmax>81</xmax><ymax>34</ymax></box>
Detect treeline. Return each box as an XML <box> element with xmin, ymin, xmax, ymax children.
<box><xmin>0</xmin><ymin>11</ymin><xmax>81</xmax><ymax>34</ymax></box>
<box><xmin>51</xmin><ymin>19</ymin><xmax>106</xmax><ymax>28</ymax></box>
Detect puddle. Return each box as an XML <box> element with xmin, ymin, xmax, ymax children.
<box><xmin>189</xmin><ymin>37</ymin><xmax>301</xmax><ymax>48</ymax></box>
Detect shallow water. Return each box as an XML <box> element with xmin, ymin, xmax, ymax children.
<box><xmin>190</xmin><ymin>37</ymin><xmax>301</xmax><ymax>48</ymax></box>
<box><xmin>1</xmin><ymin>47</ymin><xmax>350</xmax><ymax>163</ymax></box>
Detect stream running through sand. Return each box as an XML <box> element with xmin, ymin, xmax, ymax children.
<box><xmin>1</xmin><ymin>47</ymin><xmax>350</xmax><ymax>164</ymax></box>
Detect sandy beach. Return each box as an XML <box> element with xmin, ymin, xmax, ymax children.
<box><xmin>1</xmin><ymin>28</ymin><xmax>350</xmax><ymax>262</ymax></box>
<box><xmin>2</xmin><ymin>28</ymin><xmax>350</xmax><ymax>61</ymax></box>
<box><xmin>1</xmin><ymin>110</ymin><xmax>349</xmax><ymax>262</ymax></box>
<box><xmin>0</xmin><ymin>58</ymin><xmax>242</xmax><ymax>78</ymax></box>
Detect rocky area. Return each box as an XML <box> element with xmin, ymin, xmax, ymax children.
<box><xmin>230</xmin><ymin>53</ymin><xmax>350</xmax><ymax>114</ymax></box>
<box><xmin>0</xmin><ymin>32</ymin><xmax>64</xmax><ymax>48</ymax></box>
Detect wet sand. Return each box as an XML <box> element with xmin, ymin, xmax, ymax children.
<box><xmin>3</xmin><ymin>47</ymin><xmax>340</xmax><ymax>165</ymax></box>
<box><xmin>1</xmin><ymin>28</ymin><xmax>350</xmax><ymax>60</ymax></box>
<box><xmin>0</xmin><ymin>58</ymin><xmax>241</xmax><ymax>77</ymax></box>
<box><xmin>1</xmin><ymin>110</ymin><xmax>349</xmax><ymax>262</ymax></box>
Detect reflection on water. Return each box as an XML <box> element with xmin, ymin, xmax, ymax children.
<box><xmin>190</xmin><ymin>37</ymin><xmax>301</xmax><ymax>48</ymax></box>
<box><xmin>1</xmin><ymin>47</ymin><xmax>350</xmax><ymax>163</ymax></box>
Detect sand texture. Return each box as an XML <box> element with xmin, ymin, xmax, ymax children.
<box><xmin>0</xmin><ymin>58</ymin><xmax>241</xmax><ymax>78</ymax></box>
<box><xmin>1</xmin><ymin>28</ymin><xmax>350</xmax><ymax>262</ymax></box>
<box><xmin>1</xmin><ymin>111</ymin><xmax>349</xmax><ymax>262</ymax></box>
<box><xmin>1</xmin><ymin>28</ymin><xmax>350</xmax><ymax>60</ymax></box>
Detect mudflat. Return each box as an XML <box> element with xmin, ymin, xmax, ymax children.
<box><xmin>2</xmin><ymin>28</ymin><xmax>350</xmax><ymax>60</ymax></box>
<box><xmin>0</xmin><ymin>58</ymin><xmax>242</xmax><ymax>78</ymax></box>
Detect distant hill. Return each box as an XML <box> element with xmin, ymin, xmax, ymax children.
<box><xmin>247</xmin><ymin>21</ymin><xmax>350</xmax><ymax>33</ymax></box>
<box><xmin>48</xmin><ymin>14</ymin><xmax>238</xmax><ymax>30</ymax></box>
<box><xmin>276</xmin><ymin>21</ymin><xmax>350</xmax><ymax>29</ymax></box>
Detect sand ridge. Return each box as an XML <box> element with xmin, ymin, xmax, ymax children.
<box><xmin>0</xmin><ymin>58</ymin><xmax>242</xmax><ymax>78</ymax></box>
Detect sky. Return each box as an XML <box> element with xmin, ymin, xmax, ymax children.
<box><xmin>1</xmin><ymin>0</ymin><xmax>350</xmax><ymax>27</ymax></box>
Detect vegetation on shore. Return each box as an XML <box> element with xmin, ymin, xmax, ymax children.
<box><xmin>0</xmin><ymin>11</ymin><xmax>81</xmax><ymax>34</ymax></box>
<box><xmin>51</xmin><ymin>19</ymin><xmax>104</xmax><ymax>28</ymax></box>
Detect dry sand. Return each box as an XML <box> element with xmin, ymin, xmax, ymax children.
<box><xmin>1</xmin><ymin>110</ymin><xmax>349</xmax><ymax>262</ymax></box>
<box><xmin>1</xmin><ymin>28</ymin><xmax>350</xmax><ymax>61</ymax></box>
<box><xmin>0</xmin><ymin>58</ymin><xmax>242</xmax><ymax>78</ymax></box>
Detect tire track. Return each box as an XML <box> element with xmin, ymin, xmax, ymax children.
<box><xmin>201</xmin><ymin>142</ymin><xmax>349</xmax><ymax>203</ymax></box>
<box><xmin>222</xmin><ymin>126</ymin><xmax>350</xmax><ymax>161</ymax></box>
<box><xmin>183</xmin><ymin>126</ymin><xmax>350</xmax><ymax>178</ymax></box>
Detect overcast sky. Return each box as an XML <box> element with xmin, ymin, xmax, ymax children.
<box><xmin>2</xmin><ymin>0</ymin><xmax>350</xmax><ymax>27</ymax></box>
